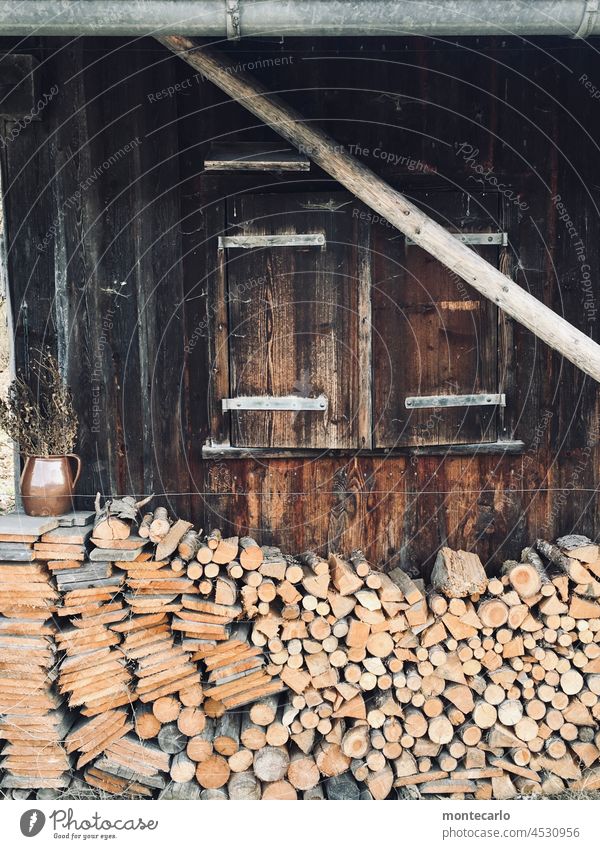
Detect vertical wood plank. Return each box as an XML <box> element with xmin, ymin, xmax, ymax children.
<box><xmin>357</xmin><ymin>215</ymin><xmax>373</xmax><ymax>449</ymax></box>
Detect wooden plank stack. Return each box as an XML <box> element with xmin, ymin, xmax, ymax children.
<box><xmin>85</xmin><ymin>734</ymin><xmax>170</xmax><ymax>796</ymax></box>
<box><xmin>3</xmin><ymin>503</ymin><xmax>600</xmax><ymax>799</ymax></box>
<box><xmin>0</xmin><ymin>514</ymin><xmax>71</xmax><ymax>791</ymax></box>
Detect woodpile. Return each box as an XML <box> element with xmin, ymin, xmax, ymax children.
<box><xmin>0</xmin><ymin>514</ymin><xmax>71</xmax><ymax>791</ymax></box>
<box><xmin>2</xmin><ymin>505</ymin><xmax>600</xmax><ymax>800</ymax></box>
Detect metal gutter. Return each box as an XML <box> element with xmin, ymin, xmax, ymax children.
<box><xmin>0</xmin><ymin>1</ymin><xmax>598</xmax><ymax>38</ymax></box>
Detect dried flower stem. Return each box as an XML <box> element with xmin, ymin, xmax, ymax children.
<box><xmin>0</xmin><ymin>350</ymin><xmax>78</xmax><ymax>456</ymax></box>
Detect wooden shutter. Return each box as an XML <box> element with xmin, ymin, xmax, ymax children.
<box><xmin>372</xmin><ymin>190</ymin><xmax>502</xmax><ymax>448</ymax></box>
<box><xmin>224</xmin><ymin>192</ymin><xmax>360</xmax><ymax>449</ymax></box>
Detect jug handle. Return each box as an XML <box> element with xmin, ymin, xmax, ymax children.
<box><xmin>19</xmin><ymin>456</ymin><xmax>31</xmax><ymax>488</ymax></box>
<box><xmin>67</xmin><ymin>453</ymin><xmax>82</xmax><ymax>488</ymax></box>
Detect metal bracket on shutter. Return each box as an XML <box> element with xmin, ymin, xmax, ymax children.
<box><xmin>222</xmin><ymin>394</ymin><xmax>329</xmax><ymax>412</ymax></box>
<box><xmin>218</xmin><ymin>233</ymin><xmax>326</xmax><ymax>249</ymax></box>
<box><xmin>405</xmin><ymin>232</ymin><xmax>508</xmax><ymax>247</ymax></box>
<box><xmin>405</xmin><ymin>393</ymin><xmax>506</xmax><ymax>409</ymax></box>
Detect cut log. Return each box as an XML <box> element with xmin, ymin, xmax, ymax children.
<box><xmin>157</xmin><ymin>723</ymin><xmax>186</xmax><ymax>754</ymax></box>
<box><xmin>428</xmin><ymin>716</ymin><xmax>454</xmax><ymax>745</ymax></box>
<box><xmin>213</xmin><ymin>711</ymin><xmax>241</xmax><ymax>756</ymax></box>
<box><xmin>253</xmin><ymin>746</ymin><xmax>290</xmax><ymax>782</ymax></box>
<box><xmin>503</xmin><ymin>561</ymin><xmax>543</xmax><ymax>599</ymax></box>
<box><xmin>170</xmin><ymin>752</ymin><xmax>196</xmax><ymax>783</ymax></box>
<box><xmin>177</xmin><ymin>707</ymin><xmax>206</xmax><ymax>737</ymax></box>
<box><xmin>325</xmin><ymin>773</ymin><xmax>360</xmax><ymax>800</ymax></box>
<box><xmin>155</xmin><ymin>520</ymin><xmax>193</xmax><ymax>561</ymax></box>
<box><xmin>287</xmin><ymin>750</ymin><xmax>320</xmax><ymax>790</ymax></box>
<box><xmin>262</xmin><ymin>779</ymin><xmax>297</xmax><ymax>800</ymax></box>
<box><xmin>134</xmin><ymin>704</ymin><xmax>161</xmax><ymax>740</ymax></box>
<box><xmin>249</xmin><ymin>695</ymin><xmax>280</xmax><ymax>726</ymax></box>
<box><xmin>138</xmin><ymin>513</ymin><xmax>153</xmax><ymax>539</ymax></box>
<box><xmin>177</xmin><ymin>530</ymin><xmax>201</xmax><ymax>562</ymax></box>
<box><xmin>239</xmin><ymin>538</ymin><xmax>264</xmax><ymax>570</ymax></box>
<box><xmin>329</xmin><ymin>554</ymin><xmax>363</xmax><ymax>596</ymax></box>
<box><xmin>431</xmin><ymin>548</ymin><xmax>487</xmax><ymax>598</ymax></box>
<box><xmin>149</xmin><ymin>508</ymin><xmax>171</xmax><ymax>543</ymax></box>
<box><xmin>341</xmin><ymin>724</ymin><xmax>370</xmax><ymax>758</ymax></box>
<box><xmin>153</xmin><ymin>696</ymin><xmax>181</xmax><ymax>724</ymax></box>
<box><xmin>196</xmin><ymin>754</ymin><xmax>230</xmax><ymax>789</ymax></box>
<box><xmin>228</xmin><ymin>769</ymin><xmax>262</xmax><ymax>800</ymax></box>
<box><xmin>478</xmin><ymin>599</ymin><xmax>509</xmax><ymax>628</ymax></box>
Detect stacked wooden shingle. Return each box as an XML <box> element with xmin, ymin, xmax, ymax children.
<box><xmin>0</xmin><ymin>514</ymin><xmax>71</xmax><ymax>791</ymax></box>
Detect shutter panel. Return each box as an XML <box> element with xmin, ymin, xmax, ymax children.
<box><xmin>225</xmin><ymin>192</ymin><xmax>360</xmax><ymax>449</ymax></box>
<box><xmin>372</xmin><ymin>190</ymin><xmax>502</xmax><ymax>447</ymax></box>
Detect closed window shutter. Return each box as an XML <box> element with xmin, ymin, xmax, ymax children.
<box><xmin>372</xmin><ymin>190</ymin><xmax>502</xmax><ymax>448</ymax></box>
<box><xmin>224</xmin><ymin>192</ymin><xmax>360</xmax><ymax>450</ymax></box>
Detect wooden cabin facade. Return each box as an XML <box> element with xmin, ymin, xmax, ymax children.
<box><xmin>1</xmin><ymin>35</ymin><xmax>599</xmax><ymax>574</ymax></box>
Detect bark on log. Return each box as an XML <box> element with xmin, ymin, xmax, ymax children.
<box><xmin>253</xmin><ymin>745</ymin><xmax>290</xmax><ymax>782</ymax></box>
<box><xmin>227</xmin><ymin>769</ymin><xmax>262</xmax><ymax>800</ymax></box>
<box><xmin>432</xmin><ymin>548</ymin><xmax>487</xmax><ymax>598</ymax></box>
<box><xmin>325</xmin><ymin>773</ymin><xmax>360</xmax><ymax>800</ymax></box>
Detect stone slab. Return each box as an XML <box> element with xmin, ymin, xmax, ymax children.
<box><xmin>0</xmin><ymin>513</ymin><xmax>59</xmax><ymax>536</ymax></box>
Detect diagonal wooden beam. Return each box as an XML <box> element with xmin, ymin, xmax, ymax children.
<box><xmin>158</xmin><ymin>35</ymin><xmax>600</xmax><ymax>384</ymax></box>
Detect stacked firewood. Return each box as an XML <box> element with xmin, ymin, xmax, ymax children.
<box><xmin>3</xmin><ymin>501</ymin><xmax>600</xmax><ymax>800</ymax></box>
<box><xmin>0</xmin><ymin>556</ymin><xmax>71</xmax><ymax>791</ymax></box>
<box><xmin>87</xmin><ymin>527</ymin><xmax>600</xmax><ymax>799</ymax></box>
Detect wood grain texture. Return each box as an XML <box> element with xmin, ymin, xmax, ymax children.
<box><xmin>227</xmin><ymin>192</ymin><xmax>359</xmax><ymax>449</ymax></box>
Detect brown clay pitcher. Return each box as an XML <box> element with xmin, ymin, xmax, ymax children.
<box><xmin>20</xmin><ymin>454</ymin><xmax>82</xmax><ymax>516</ymax></box>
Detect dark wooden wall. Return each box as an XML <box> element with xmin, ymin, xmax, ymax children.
<box><xmin>2</xmin><ymin>36</ymin><xmax>600</xmax><ymax>574</ymax></box>
<box><xmin>1</xmin><ymin>37</ymin><xmax>190</xmax><ymax>517</ymax></box>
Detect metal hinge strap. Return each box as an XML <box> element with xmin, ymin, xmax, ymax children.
<box><xmin>405</xmin><ymin>393</ymin><xmax>506</xmax><ymax>409</ymax></box>
<box><xmin>222</xmin><ymin>395</ymin><xmax>329</xmax><ymax>412</ymax></box>
<box><xmin>218</xmin><ymin>233</ymin><xmax>326</xmax><ymax>249</ymax></box>
<box><xmin>406</xmin><ymin>232</ymin><xmax>508</xmax><ymax>247</ymax></box>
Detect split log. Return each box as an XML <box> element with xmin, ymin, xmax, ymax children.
<box><xmin>156</xmin><ymin>520</ymin><xmax>194</xmax><ymax>561</ymax></box>
<box><xmin>431</xmin><ymin>548</ymin><xmax>487</xmax><ymax>598</ymax></box>
<box><xmin>160</xmin><ymin>781</ymin><xmax>201</xmax><ymax>800</ymax></box>
<box><xmin>212</xmin><ymin>537</ymin><xmax>239</xmax><ymax>565</ymax></box>
<box><xmin>365</xmin><ymin>764</ymin><xmax>394</xmax><ymax>799</ymax></box>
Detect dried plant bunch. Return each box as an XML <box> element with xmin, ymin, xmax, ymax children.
<box><xmin>0</xmin><ymin>350</ymin><xmax>78</xmax><ymax>456</ymax></box>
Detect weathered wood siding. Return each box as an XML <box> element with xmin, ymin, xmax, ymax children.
<box><xmin>1</xmin><ymin>37</ymin><xmax>190</xmax><ymax>517</ymax></box>
<box><xmin>2</xmin><ymin>36</ymin><xmax>600</xmax><ymax>574</ymax></box>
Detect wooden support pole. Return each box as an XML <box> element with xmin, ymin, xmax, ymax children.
<box><xmin>157</xmin><ymin>35</ymin><xmax>600</xmax><ymax>384</ymax></box>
